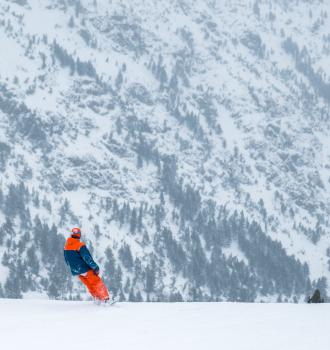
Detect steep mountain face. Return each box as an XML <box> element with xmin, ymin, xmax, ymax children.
<box><xmin>0</xmin><ymin>0</ymin><xmax>329</xmax><ymax>301</ymax></box>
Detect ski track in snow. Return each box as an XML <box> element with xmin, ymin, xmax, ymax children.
<box><xmin>0</xmin><ymin>299</ymin><xmax>329</xmax><ymax>350</ymax></box>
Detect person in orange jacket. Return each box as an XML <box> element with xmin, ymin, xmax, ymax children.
<box><xmin>64</xmin><ymin>227</ymin><xmax>110</xmax><ymax>302</ymax></box>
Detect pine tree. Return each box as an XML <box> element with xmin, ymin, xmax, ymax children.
<box><xmin>253</xmin><ymin>1</ymin><xmax>260</xmax><ymax>18</ymax></box>
<box><xmin>94</xmin><ymin>224</ymin><xmax>101</xmax><ymax>240</ymax></box>
<box><xmin>128</xmin><ymin>288</ymin><xmax>136</xmax><ymax>301</ymax></box>
<box><xmin>118</xmin><ymin>244</ymin><xmax>134</xmax><ymax>270</ymax></box>
<box><xmin>145</xmin><ymin>258</ymin><xmax>156</xmax><ymax>294</ymax></box>
<box><xmin>124</xmin><ymin>277</ymin><xmax>131</xmax><ymax>294</ymax></box>
<box><xmin>135</xmin><ymin>291</ymin><xmax>143</xmax><ymax>302</ymax></box>
<box><xmin>0</xmin><ymin>225</ymin><xmax>4</xmax><ymax>245</ymax></box>
<box><xmin>26</xmin><ymin>245</ymin><xmax>40</xmax><ymax>275</ymax></box>
<box><xmin>0</xmin><ymin>188</ymin><xmax>4</xmax><ymax>209</ymax></box>
<box><xmin>130</xmin><ymin>209</ymin><xmax>137</xmax><ymax>234</ymax></box>
<box><xmin>4</xmin><ymin>269</ymin><xmax>22</xmax><ymax>299</ymax></box>
<box><xmin>137</xmin><ymin>205</ymin><xmax>143</xmax><ymax>232</ymax></box>
<box><xmin>115</xmin><ymin>70</ymin><xmax>123</xmax><ymax>90</ymax></box>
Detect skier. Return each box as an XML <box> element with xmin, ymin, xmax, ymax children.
<box><xmin>64</xmin><ymin>227</ymin><xmax>110</xmax><ymax>303</ymax></box>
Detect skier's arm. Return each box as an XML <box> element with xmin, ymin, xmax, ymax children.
<box><xmin>64</xmin><ymin>251</ymin><xmax>69</xmax><ymax>266</ymax></box>
<box><xmin>79</xmin><ymin>245</ymin><xmax>99</xmax><ymax>272</ymax></box>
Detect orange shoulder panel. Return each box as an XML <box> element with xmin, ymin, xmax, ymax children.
<box><xmin>64</xmin><ymin>237</ymin><xmax>85</xmax><ymax>251</ymax></box>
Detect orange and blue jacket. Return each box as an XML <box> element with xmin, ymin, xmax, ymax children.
<box><xmin>64</xmin><ymin>237</ymin><xmax>99</xmax><ymax>276</ymax></box>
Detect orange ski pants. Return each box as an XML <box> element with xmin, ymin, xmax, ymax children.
<box><xmin>78</xmin><ymin>269</ymin><xmax>110</xmax><ymax>301</ymax></box>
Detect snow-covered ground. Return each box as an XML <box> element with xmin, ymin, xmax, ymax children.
<box><xmin>0</xmin><ymin>299</ymin><xmax>329</xmax><ymax>350</ymax></box>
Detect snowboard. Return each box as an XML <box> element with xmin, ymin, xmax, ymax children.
<box><xmin>94</xmin><ymin>296</ymin><xmax>119</xmax><ymax>307</ymax></box>
<box><xmin>107</xmin><ymin>296</ymin><xmax>119</xmax><ymax>306</ymax></box>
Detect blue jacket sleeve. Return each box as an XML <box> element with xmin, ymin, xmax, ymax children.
<box><xmin>79</xmin><ymin>245</ymin><xmax>99</xmax><ymax>272</ymax></box>
<box><xmin>64</xmin><ymin>251</ymin><xmax>68</xmax><ymax>266</ymax></box>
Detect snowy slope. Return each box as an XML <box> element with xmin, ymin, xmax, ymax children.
<box><xmin>0</xmin><ymin>0</ymin><xmax>330</xmax><ymax>301</ymax></box>
<box><xmin>0</xmin><ymin>299</ymin><xmax>329</xmax><ymax>350</ymax></box>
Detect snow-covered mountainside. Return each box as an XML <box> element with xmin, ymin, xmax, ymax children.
<box><xmin>1</xmin><ymin>299</ymin><xmax>329</xmax><ymax>350</ymax></box>
<box><xmin>0</xmin><ymin>0</ymin><xmax>329</xmax><ymax>301</ymax></box>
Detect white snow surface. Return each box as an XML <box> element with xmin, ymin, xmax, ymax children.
<box><xmin>0</xmin><ymin>299</ymin><xmax>329</xmax><ymax>350</ymax></box>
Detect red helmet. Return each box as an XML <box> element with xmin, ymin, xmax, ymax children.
<box><xmin>71</xmin><ymin>227</ymin><xmax>81</xmax><ymax>238</ymax></box>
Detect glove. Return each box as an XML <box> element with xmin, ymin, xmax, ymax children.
<box><xmin>93</xmin><ymin>268</ymin><xmax>100</xmax><ymax>275</ymax></box>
